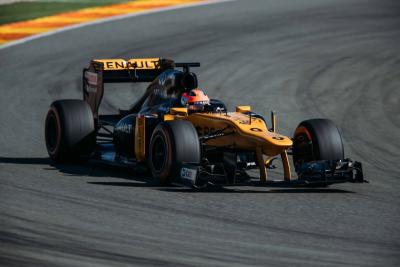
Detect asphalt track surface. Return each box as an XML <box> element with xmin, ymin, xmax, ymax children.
<box><xmin>1</xmin><ymin>0</ymin><xmax>400</xmax><ymax>266</ymax></box>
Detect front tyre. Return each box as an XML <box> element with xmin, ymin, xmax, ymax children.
<box><xmin>293</xmin><ymin>118</ymin><xmax>344</xmax><ymax>170</ymax></box>
<box><xmin>45</xmin><ymin>100</ymin><xmax>96</xmax><ymax>162</ymax></box>
<box><xmin>148</xmin><ymin>120</ymin><xmax>201</xmax><ymax>185</ymax></box>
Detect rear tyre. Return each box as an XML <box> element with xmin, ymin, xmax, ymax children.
<box><xmin>148</xmin><ymin>120</ymin><xmax>201</xmax><ymax>185</ymax></box>
<box><xmin>293</xmin><ymin>118</ymin><xmax>344</xmax><ymax>169</ymax></box>
<box><xmin>45</xmin><ymin>100</ymin><xmax>96</xmax><ymax>162</ymax></box>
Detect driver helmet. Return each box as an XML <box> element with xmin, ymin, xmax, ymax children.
<box><xmin>181</xmin><ymin>89</ymin><xmax>210</xmax><ymax>112</ymax></box>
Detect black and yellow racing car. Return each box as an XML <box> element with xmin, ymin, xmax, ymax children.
<box><xmin>45</xmin><ymin>58</ymin><xmax>365</xmax><ymax>188</ymax></box>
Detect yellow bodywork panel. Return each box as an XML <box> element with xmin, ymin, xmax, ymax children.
<box><xmin>182</xmin><ymin>112</ymin><xmax>292</xmax><ymax>156</ymax></box>
<box><xmin>134</xmin><ymin>115</ymin><xmax>146</xmax><ymax>161</ymax></box>
<box><xmin>236</xmin><ymin>105</ymin><xmax>251</xmax><ymax>113</ymax></box>
<box><xmin>170</xmin><ymin>107</ymin><xmax>188</xmax><ymax>116</ymax></box>
<box><xmin>163</xmin><ymin>114</ymin><xmax>175</xmax><ymax>121</ymax></box>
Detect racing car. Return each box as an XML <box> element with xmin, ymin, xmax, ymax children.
<box><xmin>44</xmin><ymin>58</ymin><xmax>365</xmax><ymax>188</ymax></box>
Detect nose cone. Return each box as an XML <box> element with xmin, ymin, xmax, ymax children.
<box><xmin>257</xmin><ymin>133</ymin><xmax>292</xmax><ymax>156</ymax></box>
<box><xmin>263</xmin><ymin>132</ymin><xmax>293</xmax><ymax>147</ymax></box>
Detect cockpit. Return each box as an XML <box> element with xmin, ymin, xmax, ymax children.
<box><xmin>136</xmin><ymin>69</ymin><xmax>202</xmax><ymax>115</ymax></box>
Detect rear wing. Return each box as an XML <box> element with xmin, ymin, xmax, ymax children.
<box><xmin>83</xmin><ymin>58</ymin><xmax>174</xmax><ymax>117</ymax></box>
<box><xmin>88</xmin><ymin>58</ymin><xmax>174</xmax><ymax>83</ymax></box>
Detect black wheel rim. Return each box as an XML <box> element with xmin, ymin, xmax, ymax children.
<box><xmin>46</xmin><ymin>113</ymin><xmax>59</xmax><ymax>153</ymax></box>
<box><xmin>293</xmin><ymin>133</ymin><xmax>313</xmax><ymax>167</ymax></box>
<box><xmin>152</xmin><ymin>135</ymin><xmax>167</xmax><ymax>172</ymax></box>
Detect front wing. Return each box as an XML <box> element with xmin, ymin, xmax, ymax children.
<box><xmin>179</xmin><ymin>158</ymin><xmax>366</xmax><ymax>188</ymax></box>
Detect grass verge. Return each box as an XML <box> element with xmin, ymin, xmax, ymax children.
<box><xmin>0</xmin><ymin>0</ymin><xmax>134</xmax><ymax>25</ymax></box>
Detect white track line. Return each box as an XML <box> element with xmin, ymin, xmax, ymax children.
<box><xmin>0</xmin><ymin>0</ymin><xmax>234</xmax><ymax>50</ymax></box>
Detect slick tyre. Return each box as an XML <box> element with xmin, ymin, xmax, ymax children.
<box><xmin>45</xmin><ymin>100</ymin><xmax>96</xmax><ymax>162</ymax></box>
<box><xmin>293</xmin><ymin>118</ymin><xmax>344</xmax><ymax>169</ymax></box>
<box><xmin>148</xmin><ymin>120</ymin><xmax>201</xmax><ymax>185</ymax></box>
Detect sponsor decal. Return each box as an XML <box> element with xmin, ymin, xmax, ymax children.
<box><xmin>193</xmin><ymin>100</ymin><xmax>209</xmax><ymax>105</ymax></box>
<box><xmin>85</xmin><ymin>71</ymin><xmax>98</xmax><ymax>86</ymax></box>
<box><xmin>181</xmin><ymin>167</ymin><xmax>197</xmax><ymax>182</ymax></box>
<box><xmin>272</xmin><ymin>136</ymin><xmax>285</xmax><ymax>140</ymax></box>
<box><xmin>85</xmin><ymin>71</ymin><xmax>98</xmax><ymax>93</ymax></box>
<box><xmin>250</xmin><ymin>127</ymin><xmax>262</xmax><ymax>132</ymax></box>
<box><xmin>94</xmin><ymin>58</ymin><xmax>160</xmax><ymax>70</ymax></box>
<box><xmin>115</xmin><ymin>123</ymin><xmax>132</xmax><ymax>134</ymax></box>
<box><xmin>86</xmin><ymin>85</ymin><xmax>97</xmax><ymax>93</ymax></box>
